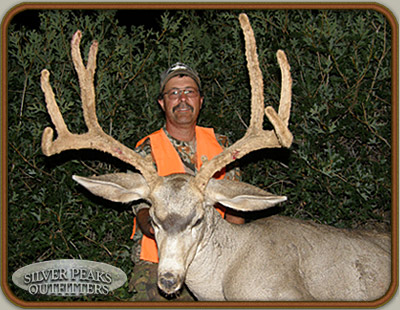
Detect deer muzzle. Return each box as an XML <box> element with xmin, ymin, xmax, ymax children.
<box><xmin>158</xmin><ymin>272</ymin><xmax>183</xmax><ymax>295</ymax></box>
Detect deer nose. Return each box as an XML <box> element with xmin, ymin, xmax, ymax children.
<box><xmin>159</xmin><ymin>272</ymin><xmax>179</xmax><ymax>292</ymax></box>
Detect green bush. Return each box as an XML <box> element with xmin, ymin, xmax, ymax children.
<box><xmin>7</xmin><ymin>9</ymin><xmax>392</xmax><ymax>302</ymax></box>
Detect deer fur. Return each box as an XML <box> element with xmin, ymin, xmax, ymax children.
<box><xmin>41</xmin><ymin>13</ymin><xmax>391</xmax><ymax>301</ymax></box>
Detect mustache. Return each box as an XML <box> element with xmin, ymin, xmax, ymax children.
<box><xmin>173</xmin><ymin>102</ymin><xmax>194</xmax><ymax>113</ymax></box>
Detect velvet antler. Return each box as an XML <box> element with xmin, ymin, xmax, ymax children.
<box><xmin>193</xmin><ymin>13</ymin><xmax>293</xmax><ymax>191</ymax></box>
<box><xmin>41</xmin><ymin>30</ymin><xmax>160</xmax><ymax>187</ymax></box>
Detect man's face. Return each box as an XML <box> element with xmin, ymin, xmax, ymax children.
<box><xmin>158</xmin><ymin>76</ymin><xmax>203</xmax><ymax>129</ymax></box>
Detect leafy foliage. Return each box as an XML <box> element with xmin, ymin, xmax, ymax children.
<box><xmin>7</xmin><ymin>9</ymin><xmax>392</xmax><ymax>301</ymax></box>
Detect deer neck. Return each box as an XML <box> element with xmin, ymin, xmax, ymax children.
<box><xmin>185</xmin><ymin>207</ymin><xmax>241</xmax><ymax>300</ymax></box>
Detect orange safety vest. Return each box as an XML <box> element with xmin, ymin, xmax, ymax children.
<box><xmin>131</xmin><ymin>126</ymin><xmax>226</xmax><ymax>263</ymax></box>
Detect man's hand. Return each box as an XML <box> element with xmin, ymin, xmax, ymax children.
<box><xmin>136</xmin><ymin>208</ymin><xmax>155</xmax><ymax>238</ymax></box>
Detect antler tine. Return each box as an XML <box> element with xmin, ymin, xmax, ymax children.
<box><xmin>41</xmin><ymin>30</ymin><xmax>159</xmax><ymax>187</ymax></box>
<box><xmin>277</xmin><ymin>50</ymin><xmax>292</xmax><ymax>127</ymax></box>
<box><xmin>193</xmin><ymin>13</ymin><xmax>293</xmax><ymax>191</ymax></box>
<box><xmin>238</xmin><ymin>13</ymin><xmax>264</xmax><ymax>133</ymax></box>
<box><xmin>70</xmin><ymin>30</ymin><xmax>101</xmax><ymax>131</ymax></box>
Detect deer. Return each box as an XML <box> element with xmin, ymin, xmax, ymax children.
<box><xmin>40</xmin><ymin>14</ymin><xmax>391</xmax><ymax>301</ymax></box>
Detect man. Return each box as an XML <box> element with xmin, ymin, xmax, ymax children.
<box><xmin>129</xmin><ymin>63</ymin><xmax>244</xmax><ymax>301</ymax></box>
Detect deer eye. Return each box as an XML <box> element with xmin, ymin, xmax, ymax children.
<box><xmin>193</xmin><ymin>218</ymin><xmax>203</xmax><ymax>227</ymax></box>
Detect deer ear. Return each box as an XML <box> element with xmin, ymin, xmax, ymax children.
<box><xmin>72</xmin><ymin>173</ymin><xmax>150</xmax><ymax>203</ymax></box>
<box><xmin>204</xmin><ymin>178</ymin><xmax>287</xmax><ymax>212</ymax></box>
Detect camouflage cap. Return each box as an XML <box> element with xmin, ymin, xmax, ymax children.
<box><xmin>159</xmin><ymin>62</ymin><xmax>201</xmax><ymax>94</ymax></box>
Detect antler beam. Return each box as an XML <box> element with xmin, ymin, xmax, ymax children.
<box><xmin>194</xmin><ymin>13</ymin><xmax>293</xmax><ymax>191</ymax></box>
<box><xmin>41</xmin><ymin>30</ymin><xmax>159</xmax><ymax>187</ymax></box>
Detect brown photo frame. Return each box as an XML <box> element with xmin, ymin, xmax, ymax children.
<box><xmin>1</xmin><ymin>2</ymin><xmax>398</xmax><ymax>308</ymax></box>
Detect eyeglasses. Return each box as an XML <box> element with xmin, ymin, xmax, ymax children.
<box><xmin>163</xmin><ymin>87</ymin><xmax>199</xmax><ymax>100</ymax></box>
